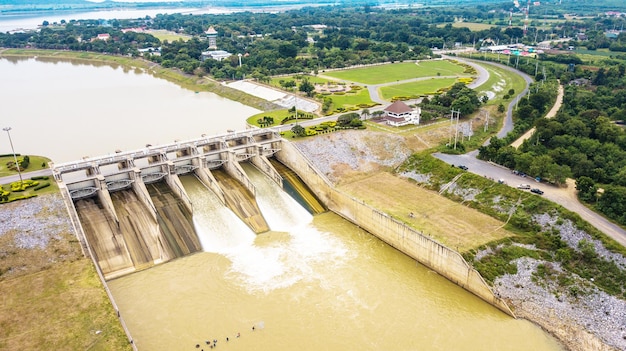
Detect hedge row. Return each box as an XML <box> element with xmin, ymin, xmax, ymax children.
<box><xmin>34</xmin><ymin>182</ymin><xmax>50</xmax><ymax>191</ymax></box>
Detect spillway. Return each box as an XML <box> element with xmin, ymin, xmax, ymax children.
<box><xmin>75</xmin><ymin>197</ymin><xmax>135</xmax><ymax>278</ymax></box>
<box><xmin>211</xmin><ymin>168</ymin><xmax>269</xmax><ymax>233</ymax></box>
<box><xmin>269</xmin><ymin>158</ymin><xmax>325</xmax><ymax>214</ymax></box>
<box><xmin>110</xmin><ymin>190</ymin><xmax>162</xmax><ymax>270</ymax></box>
<box><xmin>179</xmin><ymin>174</ymin><xmax>255</xmax><ymax>252</ymax></box>
<box><xmin>145</xmin><ymin>181</ymin><xmax>201</xmax><ymax>258</ymax></box>
<box><xmin>240</xmin><ymin>162</ymin><xmax>312</xmax><ymax>232</ymax></box>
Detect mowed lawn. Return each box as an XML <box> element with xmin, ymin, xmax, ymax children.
<box><xmin>322</xmin><ymin>60</ymin><xmax>469</xmax><ymax>85</ymax></box>
<box><xmin>269</xmin><ymin>75</ymin><xmax>331</xmax><ymax>87</ymax></box>
<box><xmin>328</xmin><ymin>88</ymin><xmax>373</xmax><ymax>107</ymax></box>
<box><xmin>379</xmin><ymin>77</ymin><xmax>457</xmax><ymax>100</ymax></box>
<box><xmin>146</xmin><ymin>29</ymin><xmax>192</xmax><ymax>42</ymax></box>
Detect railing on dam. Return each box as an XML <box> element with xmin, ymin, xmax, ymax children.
<box><xmin>51</xmin><ymin>129</ymin><xmax>283</xmax><ymax>192</ymax></box>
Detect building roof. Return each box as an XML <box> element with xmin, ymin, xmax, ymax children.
<box><xmin>384</xmin><ymin>100</ymin><xmax>412</xmax><ymax>114</ymax></box>
<box><xmin>206</xmin><ymin>26</ymin><xmax>218</xmax><ymax>35</ymax></box>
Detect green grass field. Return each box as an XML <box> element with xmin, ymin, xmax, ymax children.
<box><xmin>379</xmin><ymin>78</ymin><xmax>458</xmax><ymax>100</ymax></box>
<box><xmin>269</xmin><ymin>75</ymin><xmax>331</xmax><ymax>88</ymax></box>
<box><xmin>438</xmin><ymin>22</ymin><xmax>497</xmax><ymax>31</ymax></box>
<box><xmin>147</xmin><ymin>29</ymin><xmax>193</xmax><ymax>42</ymax></box>
<box><xmin>322</xmin><ymin>60</ymin><xmax>469</xmax><ymax>85</ymax></box>
<box><xmin>326</xmin><ymin>88</ymin><xmax>374</xmax><ymax>109</ymax></box>
<box><xmin>0</xmin><ymin>155</ymin><xmax>50</xmax><ymax>177</ymax></box>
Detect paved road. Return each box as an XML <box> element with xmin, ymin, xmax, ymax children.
<box><xmin>0</xmin><ymin>169</ymin><xmax>53</xmax><ymax>185</ymax></box>
<box><xmin>432</xmin><ymin>68</ymin><xmax>626</xmax><ymax>247</ymax></box>
<box><xmin>433</xmin><ymin>153</ymin><xmax>626</xmax><ymax>247</ymax></box>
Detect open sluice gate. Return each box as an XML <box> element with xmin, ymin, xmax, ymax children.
<box><xmin>52</xmin><ymin>130</ymin><xmax>325</xmax><ymax>279</ymax></box>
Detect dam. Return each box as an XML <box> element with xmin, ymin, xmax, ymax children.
<box><xmin>53</xmin><ymin>130</ymin><xmax>285</xmax><ymax>279</ymax></box>
<box><xmin>51</xmin><ymin>128</ymin><xmax>565</xmax><ymax>350</ymax></box>
<box><xmin>53</xmin><ymin>128</ymin><xmax>510</xmax><ymax>310</ymax></box>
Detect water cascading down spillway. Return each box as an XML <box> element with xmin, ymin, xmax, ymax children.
<box><xmin>269</xmin><ymin>158</ymin><xmax>326</xmax><ymax>214</ymax></box>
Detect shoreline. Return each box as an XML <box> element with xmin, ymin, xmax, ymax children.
<box><xmin>0</xmin><ymin>48</ymin><xmax>281</xmax><ymax>112</ymax></box>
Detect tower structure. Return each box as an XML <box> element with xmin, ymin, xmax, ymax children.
<box><xmin>523</xmin><ymin>0</ymin><xmax>530</xmax><ymax>35</ymax></box>
<box><xmin>206</xmin><ymin>26</ymin><xmax>218</xmax><ymax>49</ymax></box>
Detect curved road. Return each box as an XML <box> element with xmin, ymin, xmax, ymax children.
<box><xmin>511</xmin><ymin>83</ymin><xmax>564</xmax><ymax>148</ymax></box>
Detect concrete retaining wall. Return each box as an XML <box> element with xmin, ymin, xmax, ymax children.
<box><xmin>276</xmin><ymin>141</ymin><xmax>515</xmax><ymax>317</ymax></box>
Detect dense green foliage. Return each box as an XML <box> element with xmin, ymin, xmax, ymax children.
<box><xmin>2</xmin><ymin>3</ymin><xmax>623</xmax><ymax>81</ymax></box>
<box><xmin>479</xmin><ymin>54</ymin><xmax>626</xmax><ymax>225</ymax></box>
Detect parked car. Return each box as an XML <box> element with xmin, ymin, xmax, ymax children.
<box><xmin>530</xmin><ymin>188</ymin><xmax>544</xmax><ymax>195</ymax></box>
<box><xmin>458</xmin><ymin>165</ymin><xmax>468</xmax><ymax>170</ymax></box>
<box><xmin>518</xmin><ymin>184</ymin><xmax>531</xmax><ymax>190</ymax></box>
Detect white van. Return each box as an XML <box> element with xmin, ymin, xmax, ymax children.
<box><xmin>518</xmin><ymin>184</ymin><xmax>531</xmax><ymax>190</ymax></box>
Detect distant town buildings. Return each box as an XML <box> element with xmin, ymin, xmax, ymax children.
<box><xmin>479</xmin><ymin>43</ymin><xmax>541</xmax><ymax>57</ymax></box>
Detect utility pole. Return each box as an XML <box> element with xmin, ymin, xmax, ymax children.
<box><xmin>3</xmin><ymin>127</ymin><xmax>23</xmax><ymax>184</ymax></box>
<box><xmin>484</xmin><ymin>111</ymin><xmax>490</xmax><ymax>132</ymax></box>
<box><xmin>449</xmin><ymin>110</ymin><xmax>454</xmax><ymax>146</ymax></box>
<box><xmin>535</xmin><ymin>56</ymin><xmax>540</xmax><ymax>76</ymax></box>
<box><xmin>453</xmin><ymin>109</ymin><xmax>461</xmax><ymax>150</ymax></box>
<box><xmin>294</xmin><ymin>94</ymin><xmax>298</xmax><ymax>125</ymax></box>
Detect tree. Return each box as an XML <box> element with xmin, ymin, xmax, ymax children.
<box><xmin>278</xmin><ymin>43</ymin><xmax>298</xmax><ymax>58</ymax></box>
<box><xmin>291</xmin><ymin>124</ymin><xmax>305</xmax><ymax>137</ymax></box>
<box><xmin>338</xmin><ymin>113</ymin><xmax>360</xmax><ymax>126</ymax></box>
<box><xmin>451</xmin><ymin>95</ymin><xmax>474</xmax><ymax>116</ymax></box>
<box><xmin>576</xmin><ymin>176</ymin><xmax>597</xmax><ymax>202</ymax></box>
<box><xmin>298</xmin><ymin>78</ymin><xmax>315</xmax><ymax>97</ymax></box>
<box><xmin>497</xmin><ymin>103</ymin><xmax>505</xmax><ymax>113</ymax></box>
<box><xmin>361</xmin><ymin>108</ymin><xmax>370</xmax><ymax>119</ymax></box>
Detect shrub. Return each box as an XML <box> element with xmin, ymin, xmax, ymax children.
<box><xmin>34</xmin><ymin>182</ymin><xmax>50</xmax><ymax>191</ymax></box>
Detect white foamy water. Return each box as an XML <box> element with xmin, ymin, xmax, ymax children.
<box><xmin>241</xmin><ymin>163</ymin><xmax>313</xmax><ymax>232</ymax></box>
<box><xmin>225</xmin><ymin>225</ymin><xmax>350</xmax><ymax>294</ymax></box>
<box><xmin>179</xmin><ymin>175</ymin><xmax>256</xmax><ymax>252</ymax></box>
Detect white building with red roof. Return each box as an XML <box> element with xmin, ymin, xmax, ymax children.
<box><xmin>384</xmin><ymin>100</ymin><xmax>421</xmax><ymax>127</ymax></box>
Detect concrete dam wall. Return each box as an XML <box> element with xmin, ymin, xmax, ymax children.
<box><xmin>276</xmin><ymin>141</ymin><xmax>515</xmax><ymax>317</ymax></box>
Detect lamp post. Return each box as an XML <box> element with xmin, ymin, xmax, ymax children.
<box><xmin>3</xmin><ymin>127</ymin><xmax>23</xmax><ymax>184</ymax></box>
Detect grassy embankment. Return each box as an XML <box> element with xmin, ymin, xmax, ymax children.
<box><xmin>0</xmin><ymin>190</ymin><xmax>131</xmax><ymax>350</ymax></box>
<box><xmin>0</xmin><ymin>49</ymin><xmax>279</xmax><ymax>112</ymax></box>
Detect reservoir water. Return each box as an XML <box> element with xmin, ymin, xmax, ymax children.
<box><xmin>0</xmin><ymin>56</ymin><xmax>260</xmax><ymax>163</ymax></box>
<box><xmin>3</xmin><ymin>57</ymin><xmax>564</xmax><ymax>350</ymax></box>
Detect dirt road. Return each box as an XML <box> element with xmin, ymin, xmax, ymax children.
<box><xmin>511</xmin><ymin>83</ymin><xmax>564</xmax><ymax>148</ymax></box>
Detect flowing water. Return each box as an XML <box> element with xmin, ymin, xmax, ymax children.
<box><xmin>107</xmin><ymin>167</ymin><xmax>565</xmax><ymax>351</ymax></box>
